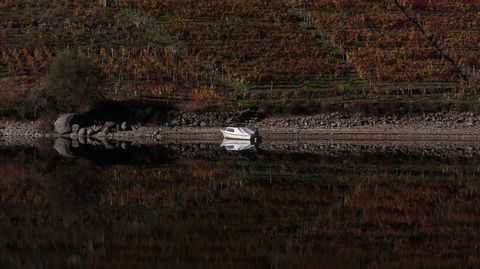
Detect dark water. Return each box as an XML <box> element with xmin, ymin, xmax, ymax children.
<box><xmin>1</xmin><ymin>139</ymin><xmax>480</xmax><ymax>268</ymax></box>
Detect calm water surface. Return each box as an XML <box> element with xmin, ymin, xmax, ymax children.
<box><xmin>0</xmin><ymin>139</ymin><xmax>479</xmax><ymax>268</ymax></box>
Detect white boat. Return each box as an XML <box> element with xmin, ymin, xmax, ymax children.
<box><xmin>220</xmin><ymin>127</ymin><xmax>259</xmax><ymax>140</ymax></box>
<box><xmin>220</xmin><ymin>139</ymin><xmax>256</xmax><ymax>151</ymax></box>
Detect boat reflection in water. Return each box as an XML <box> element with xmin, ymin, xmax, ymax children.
<box><xmin>220</xmin><ymin>139</ymin><xmax>257</xmax><ymax>152</ymax></box>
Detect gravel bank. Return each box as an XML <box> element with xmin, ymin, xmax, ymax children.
<box><xmin>2</xmin><ymin>111</ymin><xmax>480</xmax><ymax>142</ymax></box>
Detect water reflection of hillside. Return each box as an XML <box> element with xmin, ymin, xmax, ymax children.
<box><xmin>1</xmin><ymin>142</ymin><xmax>480</xmax><ymax>268</ymax></box>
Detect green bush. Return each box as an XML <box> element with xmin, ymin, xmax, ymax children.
<box><xmin>16</xmin><ymin>89</ymin><xmax>50</xmax><ymax>119</ymax></box>
<box><xmin>46</xmin><ymin>51</ymin><xmax>104</xmax><ymax>112</ymax></box>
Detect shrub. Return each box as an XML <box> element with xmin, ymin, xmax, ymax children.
<box><xmin>16</xmin><ymin>89</ymin><xmax>50</xmax><ymax>119</ymax></box>
<box><xmin>46</xmin><ymin>51</ymin><xmax>104</xmax><ymax>112</ymax></box>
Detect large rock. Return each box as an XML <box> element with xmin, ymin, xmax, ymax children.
<box><xmin>93</xmin><ymin>125</ymin><xmax>103</xmax><ymax>132</ymax></box>
<box><xmin>97</xmin><ymin>126</ymin><xmax>110</xmax><ymax>136</ymax></box>
<box><xmin>121</xmin><ymin>122</ymin><xmax>130</xmax><ymax>130</ymax></box>
<box><xmin>100</xmin><ymin>139</ymin><xmax>115</xmax><ymax>149</ymax></box>
<box><xmin>86</xmin><ymin>128</ymin><xmax>94</xmax><ymax>136</ymax></box>
<box><xmin>71</xmin><ymin>124</ymin><xmax>80</xmax><ymax>133</ymax></box>
<box><xmin>71</xmin><ymin>139</ymin><xmax>80</xmax><ymax>148</ymax></box>
<box><xmin>54</xmin><ymin>113</ymin><xmax>78</xmax><ymax>134</ymax></box>
<box><xmin>53</xmin><ymin>138</ymin><xmax>75</xmax><ymax>157</ymax></box>
<box><xmin>78</xmin><ymin>128</ymin><xmax>86</xmax><ymax>137</ymax></box>
<box><xmin>104</xmin><ymin>121</ymin><xmax>116</xmax><ymax>128</ymax></box>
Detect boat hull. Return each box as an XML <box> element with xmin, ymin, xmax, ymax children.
<box><xmin>221</xmin><ymin>131</ymin><xmax>252</xmax><ymax>140</ymax></box>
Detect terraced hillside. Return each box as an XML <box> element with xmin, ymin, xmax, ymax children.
<box><xmin>0</xmin><ymin>0</ymin><xmax>479</xmax><ymax>112</ymax></box>
<box><xmin>291</xmin><ymin>0</ymin><xmax>480</xmax><ymax>95</ymax></box>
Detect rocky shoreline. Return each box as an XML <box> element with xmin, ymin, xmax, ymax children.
<box><xmin>3</xmin><ymin>110</ymin><xmax>480</xmax><ymax>159</ymax></box>
<box><xmin>1</xmin><ymin>111</ymin><xmax>480</xmax><ymax>142</ymax></box>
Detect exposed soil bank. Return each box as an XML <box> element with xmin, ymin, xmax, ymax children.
<box><xmin>2</xmin><ymin>111</ymin><xmax>480</xmax><ymax>142</ymax></box>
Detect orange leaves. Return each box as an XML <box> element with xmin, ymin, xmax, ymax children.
<box><xmin>160</xmin><ymin>0</ymin><xmax>350</xmax><ymax>87</ymax></box>
<box><xmin>305</xmin><ymin>0</ymin><xmax>466</xmax><ymax>86</ymax></box>
<box><xmin>1</xmin><ymin>48</ymin><xmax>47</xmax><ymax>75</ymax></box>
<box><xmin>3</xmin><ymin>0</ymin><xmax>477</xmax><ymax>100</ymax></box>
<box><xmin>193</xmin><ymin>86</ymin><xmax>222</xmax><ymax>103</ymax></box>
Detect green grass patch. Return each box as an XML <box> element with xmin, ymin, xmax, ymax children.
<box><xmin>117</xmin><ymin>8</ymin><xmax>176</xmax><ymax>46</ymax></box>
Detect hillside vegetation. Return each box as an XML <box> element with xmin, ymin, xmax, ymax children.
<box><xmin>1</xmin><ymin>0</ymin><xmax>479</xmax><ymax>116</ymax></box>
